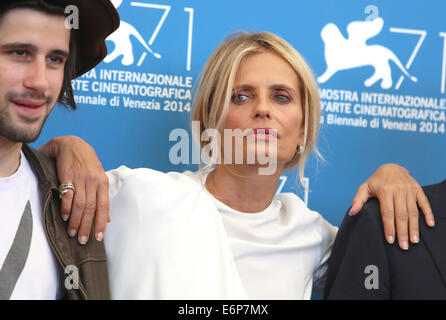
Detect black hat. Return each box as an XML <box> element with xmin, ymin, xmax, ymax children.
<box><xmin>53</xmin><ymin>0</ymin><xmax>120</xmax><ymax>77</ymax></box>
<box><xmin>2</xmin><ymin>0</ymin><xmax>120</xmax><ymax>78</ymax></box>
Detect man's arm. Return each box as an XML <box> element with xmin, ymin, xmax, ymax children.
<box><xmin>324</xmin><ymin>199</ymin><xmax>392</xmax><ymax>299</ymax></box>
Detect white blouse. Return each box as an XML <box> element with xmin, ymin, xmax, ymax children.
<box><xmin>105</xmin><ymin>166</ymin><xmax>338</xmax><ymax>300</ymax></box>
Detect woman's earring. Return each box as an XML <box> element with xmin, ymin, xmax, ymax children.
<box><xmin>297</xmin><ymin>145</ymin><xmax>305</xmax><ymax>154</ymax></box>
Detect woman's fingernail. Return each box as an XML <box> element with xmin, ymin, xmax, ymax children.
<box><xmin>387</xmin><ymin>235</ymin><xmax>394</xmax><ymax>244</ymax></box>
<box><xmin>401</xmin><ymin>240</ymin><xmax>409</xmax><ymax>250</ymax></box>
<box><xmin>69</xmin><ymin>229</ymin><xmax>77</xmax><ymax>237</ymax></box>
<box><xmin>62</xmin><ymin>215</ymin><xmax>69</xmax><ymax>222</ymax></box>
<box><xmin>96</xmin><ymin>232</ymin><xmax>104</xmax><ymax>242</ymax></box>
<box><xmin>80</xmin><ymin>236</ymin><xmax>88</xmax><ymax>245</ymax></box>
<box><xmin>411</xmin><ymin>235</ymin><xmax>419</xmax><ymax>243</ymax></box>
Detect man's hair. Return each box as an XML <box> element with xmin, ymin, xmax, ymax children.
<box><xmin>0</xmin><ymin>0</ymin><xmax>78</xmax><ymax>110</ymax></box>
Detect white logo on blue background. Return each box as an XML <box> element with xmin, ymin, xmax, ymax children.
<box><xmin>105</xmin><ymin>0</ymin><xmax>167</xmax><ymax>66</ymax></box>
<box><xmin>318</xmin><ymin>17</ymin><xmax>419</xmax><ymax>90</ymax></box>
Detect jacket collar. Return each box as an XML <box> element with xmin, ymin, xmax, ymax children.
<box><xmin>21</xmin><ymin>144</ymin><xmax>58</xmax><ymax>191</ymax></box>
<box><xmin>419</xmin><ymin>179</ymin><xmax>446</xmax><ymax>287</ymax></box>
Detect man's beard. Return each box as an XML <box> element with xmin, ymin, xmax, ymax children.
<box><xmin>0</xmin><ymin>92</ymin><xmax>53</xmax><ymax>143</ymax></box>
<box><xmin>0</xmin><ymin>109</ymin><xmax>50</xmax><ymax>143</ymax></box>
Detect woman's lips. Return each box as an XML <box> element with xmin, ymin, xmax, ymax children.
<box><xmin>244</xmin><ymin>128</ymin><xmax>279</xmax><ymax>139</ymax></box>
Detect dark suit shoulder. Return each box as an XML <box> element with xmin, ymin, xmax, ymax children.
<box><xmin>332</xmin><ymin>198</ymin><xmax>384</xmax><ymax>250</ymax></box>
<box><xmin>422</xmin><ymin>180</ymin><xmax>446</xmax><ymax>219</ymax></box>
<box><xmin>324</xmin><ymin>198</ymin><xmax>390</xmax><ymax>299</ymax></box>
<box><xmin>422</xmin><ymin>179</ymin><xmax>446</xmax><ymax>193</ymax></box>
<box><xmin>326</xmin><ymin>185</ymin><xmax>446</xmax><ymax>299</ymax></box>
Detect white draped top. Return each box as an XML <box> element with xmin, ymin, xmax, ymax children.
<box><xmin>105</xmin><ymin>166</ymin><xmax>338</xmax><ymax>300</ymax></box>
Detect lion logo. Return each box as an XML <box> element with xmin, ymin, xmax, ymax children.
<box><xmin>317</xmin><ymin>17</ymin><xmax>417</xmax><ymax>89</ymax></box>
<box><xmin>105</xmin><ymin>0</ymin><xmax>161</xmax><ymax>66</ymax></box>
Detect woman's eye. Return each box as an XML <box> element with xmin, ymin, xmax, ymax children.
<box><xmin>232</xmin><ymin>93</ymin><xmax>250</xmax><ymax>104</ymax></box>
<box><xmin>275</xmin><ymin>94</ymin><xmax>291</xmax><ymax>103</ymax></box>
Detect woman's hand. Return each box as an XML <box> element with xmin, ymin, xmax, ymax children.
<box><xmin>350</xmin><ymin>163</ymin><xmax>435</xmax><ymax>250</ymax></box>
<box><xmin>39</xmin><ymin>136</ymin><xmax>110</xmax><ymax>245</ymax></box>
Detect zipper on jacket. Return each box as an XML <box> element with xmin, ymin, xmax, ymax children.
<box><xmin>43</xmin><ymin>190</ymin><xmax>88</xmax><ymax>300</ymax></box>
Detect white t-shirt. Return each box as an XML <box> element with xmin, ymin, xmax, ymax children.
<box><xmin>214</xmin><ymin>195</ymin><xmax>337</xmax><ymax>299</ymax></box>
<box><xmin>0</xmin><ymin>152</ymin><xmax>60</xmax><ymax>300</ymax></box>
<box><xmin>106</xmin><ymin>167</ymin><xmax>338</xmax><ymax>300</ymax></box>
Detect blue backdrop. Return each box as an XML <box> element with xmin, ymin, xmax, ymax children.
<box><xmin>33</xmin><ymin>0</ymin><xmax>446</xmax><ymax>227</ymax></box>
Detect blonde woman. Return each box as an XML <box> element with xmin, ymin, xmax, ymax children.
<box><xmin>42</xmin><ymin>32</ymin><xmax>434</xmax><ymax>299</ymax></box>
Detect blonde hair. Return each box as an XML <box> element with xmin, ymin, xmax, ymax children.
<box><xmin>192</xmin><ymin>31</ymin><xmax>321</xmax><ymax>187</ymax></box>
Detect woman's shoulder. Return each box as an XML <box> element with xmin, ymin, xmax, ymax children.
<box><xmin>274</xmin><ymin>192</ymin><xmax>319</xmax><ymax>218</ymax></box>
<box><xmin>104</xmin><ymin>168</ymin><xmax>215</xmax><ymax>255</ymax></box>
<box><xmin>107</xmin><ymin>166</ymin><xmax>201</xmax><ymax>200</ymax></box>
<box><xmin>275</xmin><ymin>192</ymin><xmax>338</xmax><ymax>237</ymax></box>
